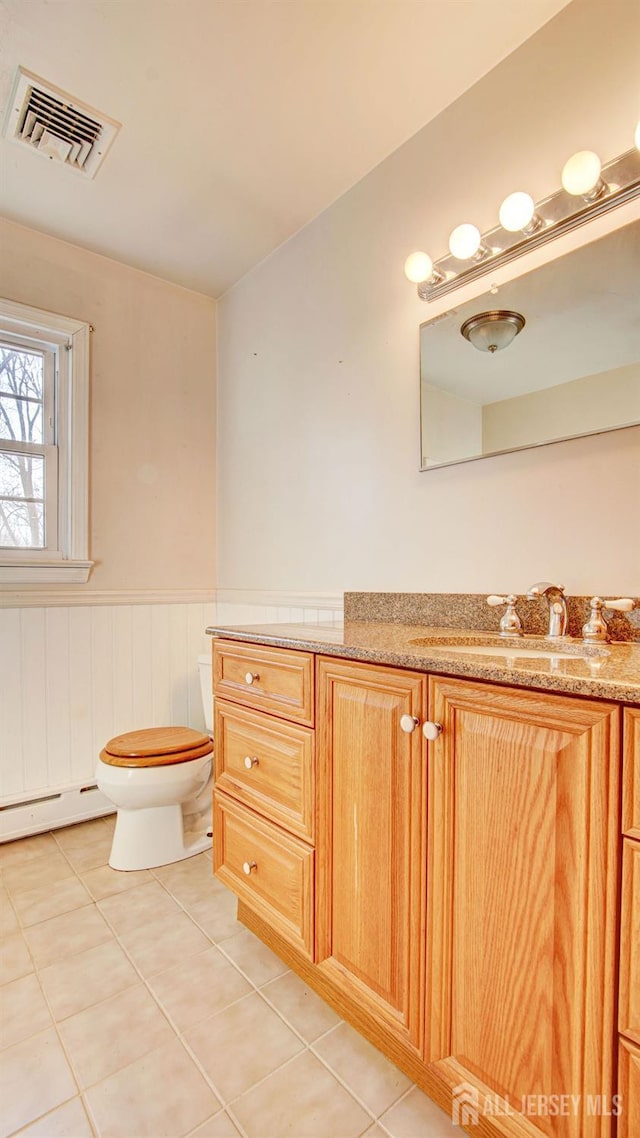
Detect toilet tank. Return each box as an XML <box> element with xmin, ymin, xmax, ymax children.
<box><xmin>197</xmin><ymin>653</ymin><xmax>213</xmax><ymax>735</ymax></box>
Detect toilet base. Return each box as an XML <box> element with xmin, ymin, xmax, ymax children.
<box><xmin>109</xmin><ymin>803</ymin><xmax>212</xmax><ymax>871</ymax></box>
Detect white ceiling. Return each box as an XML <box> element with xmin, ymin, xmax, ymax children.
<box><xmin>0</xmin><ymin>0</ymin><xmax>569</xmax><ymax>298</ymax></box>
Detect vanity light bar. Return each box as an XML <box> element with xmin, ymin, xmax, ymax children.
<box><xmin>407</xmin><ymin>142</ymin><xmax>640</xmax><ymax>302</ymax></box>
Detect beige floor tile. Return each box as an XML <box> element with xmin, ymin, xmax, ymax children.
<box><xmin>98</xmin><ymin>879</ymin><xmax>181</xmax><ymax>934</ymax></box>
<box><xmin>53</xmin><ymin>818</ymin><xmax>113</xmax><ymax>850</ymax></box>
<box><xmin>39</xmin><ymin>938</ymin><xmax>139</xmax><ymax>1022</ymax></box>
<box><xmin>0</xmin><ymin>1027</ymin><xmax>77</xmax><ymax>1138</ymax></box>
<box><xmin>61</xmin><ymin>836</ymin><xmax>113</xmax><ymax>874</ymax></box>
<box><xmin>188</xmin><ymin>1111</ymin><xmax>241</xmax><ymax>1137</ymax></box>
<box><xmin>187</xmin><ymin>888</ymin><xmax>241</xmax><ymax>941</ymax></box>
<box><xmin>0</xmin><ymin>884</ymin><xmax>19</xmax><ymax>936</ymax></box>
<box><xmin>59</xmin><ymin>983</ymin><xmax>174</xmax><ymax>1088</ymax></box>
<box><xmin>12</xmin><ymin>876</ymin><xmax>92</xmax><ymax>928</ymax></box>
<box><xmin>0</xmin><ymin>972</ymin><xmax>52</xmax><ymax>1049</ymax></box>
<box><xmin>81</xmin><ymin>863</ymin><xmax>151</xmax><ymax>900</ymax></box>
<box><xmin>217</xmin><ymin>928</ymin><xmax>289</xmax><ymax>986</ymax></box>
<box><xmin>24</xmin><ymin>905</ymin><xmax>112</xmax><ymax>969</ymax></box>
<box><xmin>184</xmin><ymin>991</ymin><xmax>304</xmax><ymax>1102</ymax></box>
<box><xmin>117</xmin><ymin>909</ymin><xmax>210</xmax><ymax>978</ymax></box>
<box><xmin>362</xmin><ymin>1126</ymin><xmax>392</xmax><ymax>1137</ymax></box>
<box><xmin>0</xmin><ymin>832</ymin><xmax>58</xmax><ymax>870</ymax></box>
<box><xmin>12</xmin><ymin>1096</ymin><xmax>93</xmax><ymax>1137</ymax></box>
<box><xmin>153</xmin><ymin>850</ymin><xmax>214</xmax><ymax>887</ymax></box>
<box><xmin>261</xmin><ymin>971</ymin><xmax>341</xmax><ymax>1042</ymax></box>
<box><xmin>149</xmin><ymin>946</ymin><xmax>252</xmax><ymax>1033</ymax></box>
<box><xmin>2</xmin><ymin>850</ymin><xmax>75</xmax><ymax>896</ymax></box>
<box><xmin>231</xmin><ymin>1049</ymin><xmax>373</xmax><ymax>1138</ymax></box>
<box><xmin>378</xmin><ymin>1087</ymin><xmax>457</xmax><ymax>1137</ymax></box>
<box><xmin>0</xmin><ymin>931</ymin><xmax>34</xmax><ymax>985</ymax></box>
<box><xmin>314</xmin><ymin>1022</ymin><xmax>412</xmax><ymax>1116</ymax></box>
<box><xmin>84</xmin><ymin>1038</ymin><xmax>220</xmax><ymax>1138</ymax></box>
<box><xmin>166</xmin><ymin>874</ymin><xmax>228</xmax><ymax>914</ymax></box>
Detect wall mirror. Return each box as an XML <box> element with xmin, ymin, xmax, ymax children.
<box><xmin>419</xmin><ymin>219</ymin><xmax>640</xmax><ymax>470</ymax></box>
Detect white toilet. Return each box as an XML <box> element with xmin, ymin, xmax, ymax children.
<box><xmin>96</xmin><ymin>654</ymin><xmax>214</xmax><ymax>871</ymax></box>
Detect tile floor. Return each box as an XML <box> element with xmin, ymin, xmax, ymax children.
<box><xmin>0</xmin><ymin>817</ymin><xmax>456</xmax><ymax>1138</ymax></box>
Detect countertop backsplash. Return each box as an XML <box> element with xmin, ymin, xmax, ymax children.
<box><xmin>343</xmin><ymin>592</ymin><xmax>640</xmax><ymax>642</ymax></box>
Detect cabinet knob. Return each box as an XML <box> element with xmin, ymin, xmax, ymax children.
<box><xmin>245</xmin><ymin>672</ymin><xmax>260</xmax><ymax>685</ymax></box>
<box><xmin>244</xmin><ymin>755</ymin><xmax>259</xmax><ymax>770</ymax></box>
<box><xmin>422</xmin><ymin>721</ymin><xmax>443</xmax><ymax>741</ymax></box>
<box><xmin>400</xmin><ymin>714</ymin><xmax>420</xmax><ymax>734</ymax></box>
<box><xmin>242</xmin><ymin>860</ymin><xmax>257</xmax><ymax>875</ymax></box>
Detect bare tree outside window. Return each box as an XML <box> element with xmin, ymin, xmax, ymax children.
<box><xmin>0</xmin><ymin>345</ymin><xmax>46</xmax><ymax>548</ymax></box>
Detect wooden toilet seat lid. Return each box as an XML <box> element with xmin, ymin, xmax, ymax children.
<box><xmin>100</xmin><ymin>727</ymin><xmax>213</xmax><ymax>768</ymax></box>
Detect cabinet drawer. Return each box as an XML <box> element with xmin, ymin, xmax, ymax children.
<box><xmin>214</xmin><ymin>700</ymin><xmax>314</xmax><ymax>842</ymax></box>
<box><xmin>618</xmin><ymin>1037</ymin><xmax>640</xmax><ymax>1138</ymax></box>
<box><xmin>620</xmin><ymin>838</ymin><xmax>640</xmax><ymax>1044</ymax></box>
<box><xmin>623</xmin><ymin>708</ymin><xmax>640</xmax><ymax>840</ymax></box>
<box><xmin>214</xmin><ymin>792</ymin><xmax>314</xmax><ymax>957</ymax></box>
<box><xmin>213</xmin><ymin>640</ymin><xmax>314</xmax><ymax>727</ymax></box>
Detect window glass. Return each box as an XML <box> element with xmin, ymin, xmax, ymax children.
<box><xmin>0</xmin><ymin>345</ymin><xmax>45</xmax><ymax>444</ymax></box>
<box><xmin>0</xmin><ymin>451</ymin><xmax>45</xmax><ymax>548</ymax></box>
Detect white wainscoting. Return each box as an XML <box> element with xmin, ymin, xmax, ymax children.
<box><xmin>0</xmin><ymin>592</ymin><xmax>343</xmax><ymax>839</ymax></box>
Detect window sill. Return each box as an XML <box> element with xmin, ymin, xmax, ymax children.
<box><xmin>0</xmin><ymin>560</ymin><xmax>94</xmax><ymax>585</ymax></box>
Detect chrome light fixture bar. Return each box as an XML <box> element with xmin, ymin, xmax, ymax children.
<box><xmin>406</xmin><ymin>141</ymin><xmax>640</xmax><ymax>303</ymax></box>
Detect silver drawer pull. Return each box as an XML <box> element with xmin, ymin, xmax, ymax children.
<box><xmin>244</xmin><ymin>756</ymin><xmax>259</xmax><ymax>770</ymax></box>
<box><xmin>242</xmin><ymin>860</ymin><xmax>257</xmax><ymax>875</ymax></box>
<box><xmin>400</xmin><ymin>714</ymin><xmax>420</xmax><ymax>734</ymax></box>
<box><xmin>422</xmin><ymin>721</ymin><xmax>443</xmax><ymax>741</ymax></box>
<box><xmin>245</xmin><ymin>671</ymin><xmax>260</xmax><ymax>685</ymax></box>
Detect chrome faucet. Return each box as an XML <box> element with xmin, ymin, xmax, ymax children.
<box><xmin>526</xmin><ymin>582</ymin><xmax>569</xmax><ymax>639</ymax></box>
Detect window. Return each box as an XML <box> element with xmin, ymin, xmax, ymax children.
<box><xmin>0</xmin><ymin>299</ymin><xmax>92</xmax><ymax>585</ymax></box>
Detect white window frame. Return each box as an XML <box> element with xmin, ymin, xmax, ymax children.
<box><xmin>0</xmin><ymin>298</ymin><xmax>93</xmax><ymax>585</ymax></box>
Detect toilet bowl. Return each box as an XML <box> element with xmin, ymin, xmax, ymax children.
<box><xmin>96</xmin><ymin>655</ymin><xmax>215</xmax><ymax>871</ymax></box>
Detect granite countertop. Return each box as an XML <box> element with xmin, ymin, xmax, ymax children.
<box><xmin>206</xmin><ymin>620</ymin><xmax>640</xmax><ymax>705</ymax></box>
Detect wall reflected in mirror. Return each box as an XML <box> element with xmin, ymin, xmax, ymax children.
<box><xmin>419</xmin><ymin>220</ymin><xmax>640</xmax><ymax>470</ymax></box>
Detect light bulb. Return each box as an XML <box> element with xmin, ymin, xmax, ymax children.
<box><xmin>635</xmin><ymin>121</ymin><xmax>640</xmax><ymax>150</ymax></box>
<box><xmin>448</xmin><ymin>223</ymin><xmax>481</xmax><ymax>260</ymax></box>
<box><xmin>561</xmin><ymin>150</ymin><xmax>602</xmax><ymax>196</ymax></box>
<box><xmin>499</xmin><ymin>191</ymin><xmax>536</xmax><ymax>232</ymax></box>
<box><xmin>404</xmin><ymin>251</ymin><xmax>434</xmax><ymax>284</ymax></box>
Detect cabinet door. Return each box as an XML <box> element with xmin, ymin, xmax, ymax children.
<box><xmin>623</xmin><ymin>707</ymin><xmax>640</xmax><ymax>840</ymax></box>
<box><xmin>316</xmin><ymin>657</ymin><xmax>427</xmax><ymax>1052</ymax></box>
<box><xmin>619</xmin><ymin>838</ymin><xmax>640</xmax><ymax>1045</ymax></box>
<box><xmin>618</xmin><ymin>1037</ymin><xmax>640</xmax><ymax>1138</ymax></box>
<box><xmin>427</xmin><ymin>677</ymin><xmax>620</xmax><ymax>1138</ymax></box>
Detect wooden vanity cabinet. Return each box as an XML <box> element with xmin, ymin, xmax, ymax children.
<box><xmin>315</xmin><ymin>656</ymin><xmax>428</xmax><ymax>1053</ymax></box>
<box><xmin>212</xmin><ymin>640</ymin><xmax>316</xmax><ymax>957</ymax></box>
<box><xmin>426</xmin><ymin>677</ymin><xmax>620</xmax><ymax>1138</ymax></box>
<box><xmin>618</xmin><ymin>708</ymin><xmax>640</xmax><ymax>1135</ymax></box>
<box><xmin>213</xmin><ymin>639</ymin><xmax>627</xmax><ymax>1138</ymax></box>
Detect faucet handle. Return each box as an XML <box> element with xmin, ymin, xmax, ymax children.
<box><xmin>486</xmin><ymin>594</ymin><xmax>523</xmax><ymax>637</ymax></box>
<box><xmin>582</xmin><ymin>597</ymin><xmax>634</xmax><ymax>642</ymax></box>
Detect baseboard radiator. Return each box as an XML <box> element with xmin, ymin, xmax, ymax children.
<box><xmin>0</xmin><ymin>784</ymin><xmax>114</xmax><ymax>843</ymax></box>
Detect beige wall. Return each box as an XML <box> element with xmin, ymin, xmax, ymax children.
<box><xmin>422</xmin><ymin>385</ymin><xmax>482</xmax><ymax>467</ymax></box>
<box><xmin>0</xmin><ymin>218</ymin><xmax>216</xmax><ymax>593</ymax></box>
<box><xmin>217</xmin><ymin>0</ymin><xmax>640</xmax><ymax>596</ymax></box>
<box><xmin>482</xmin><ymin>364</ymin><xmax>640</xmax><ymax>454</ymax></box>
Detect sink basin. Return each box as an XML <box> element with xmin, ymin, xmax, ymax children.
<box><xmin>408</xmin><ymin>635</ymin><xmax>610</xmax><ymax>661</ymax></box>
<box><xmin>426</xmin><ymin>644</ymin><xmax>608</xmax><ymax>661</ymax></box>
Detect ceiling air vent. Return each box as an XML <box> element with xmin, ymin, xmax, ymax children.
<box><xmin>4</xmin><ymin>67</ymin><xmax>121</xmax><ymax>178</ymax></box>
